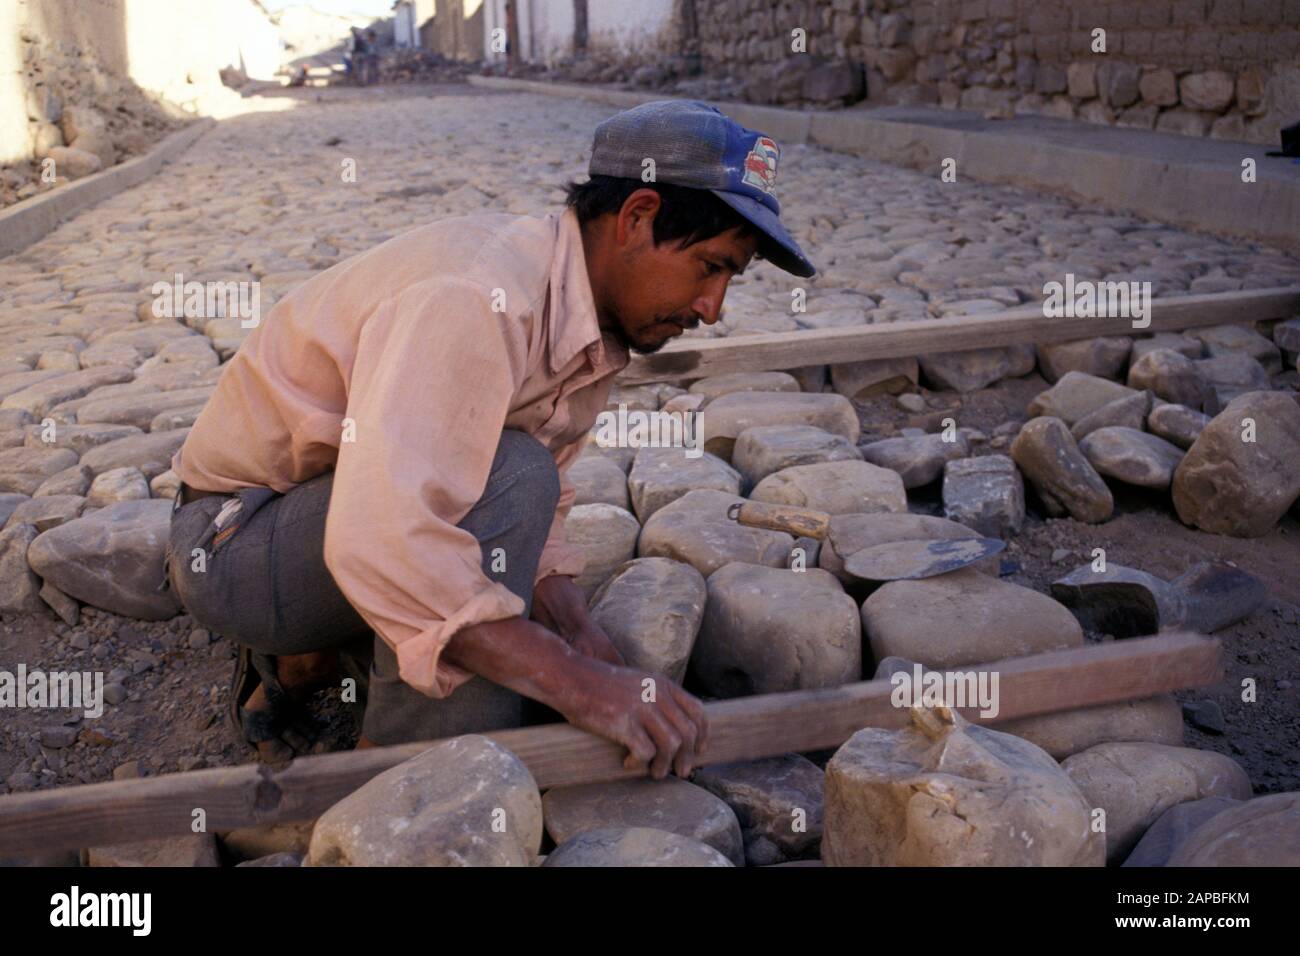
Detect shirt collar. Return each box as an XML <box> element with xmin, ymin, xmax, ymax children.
<box><xmin>547</xmin><ymin>207</ymin><xmax>629</xmax><ymax>377</ymax></box>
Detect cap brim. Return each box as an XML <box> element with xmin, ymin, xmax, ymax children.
<box><xmin>711</xmin><ymin>190</ymin><xmax>817</xmax><ymax>278</ymax></box>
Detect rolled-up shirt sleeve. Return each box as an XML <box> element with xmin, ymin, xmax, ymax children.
<box><xmin>534</xmin><ymin>439</ymin><xmax>587</xmax><ymax>583</ymax></box>
<box><xmin>324</xmin><ymin>277</ymin><xmax>529</xmax><ymax>698</ymax></box>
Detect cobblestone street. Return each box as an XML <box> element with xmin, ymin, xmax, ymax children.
<box><xmin>2</xmin><ymin>84</ymin><xmax>1299</xmax><ymax>805</ymax></box>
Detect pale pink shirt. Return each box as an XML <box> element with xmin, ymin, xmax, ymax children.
<box><xmin>172</xmin><ymin>209</ymin><xmax>628</xmax><ymax>697</ymax></box>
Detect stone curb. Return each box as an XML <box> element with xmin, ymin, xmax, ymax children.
<box><xmin>0</xmin><ymin>118</ymin><xmax>216</xmax><ymax>259</ymax></box>
<box><xmin>467</xmin><ymin>75</ymin><xmax>1299</xmax><ymax>257</ymax></box>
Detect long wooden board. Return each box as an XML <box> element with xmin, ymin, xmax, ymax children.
<box><xmin>0</xmin><ymin>633</ymin><xmax>1220</xmax><ymax>855</ymax></box>
<box><xmin>619</xmin><ymin>286</ymin><xmax>1300</xmax><ymax>384</ymax></box>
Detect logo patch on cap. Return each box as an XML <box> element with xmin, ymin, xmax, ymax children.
<box><xmin>741</xmin><ymin>136</ymin><xmax>780</xmax><ymax>195</ymax></box>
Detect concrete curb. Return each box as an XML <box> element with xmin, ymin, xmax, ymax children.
<box><xmin>468</xmin><ymin>75</ymin><xmax>1299</xmax><ymax>257</ymax></box>
<box><xmin>0</xmin><ymin>118</ymin><xmax>215</xmax><ymax>259</ymax></box>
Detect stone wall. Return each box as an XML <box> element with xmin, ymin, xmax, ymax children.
<box><xmin>695</xmin><ymin>0</ymin><xmax>1300</xmax><ymax>145</ymax></box>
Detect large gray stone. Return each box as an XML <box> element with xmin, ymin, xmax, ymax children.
<box><xmin>1127</xmin><ymin>348</ymin><xmax>1210</xmax><ymax>409</ymax></box>
<box><xmin>26</xmin><ymin>499</ymin><xmax>180</xmax><ymax>619</ymax></box>
<box><xmin>859</xmin><ymin>432</ymin><xmax>969</xmax><ymax>488</ymax></box>
<box><xmin>542</xmin><ymin>778</ymin><xmax>744</xmax><ymax>865</ymax></box>
<box><xmin>0</xmin><ymin>368</ymin><xmax>66</xmax><ymax>402</ymax></box>
<box><xmin>1189</xmin><ymin>323</ymin><xmax>1282</xmax><ymax>374</ymax></box>
<box><xmin>941</xmin><ymin>454</ymin><xmax>1025</xmax><ymax>537</ymax></box>
<box><xmin>693</xmin><ymin>755</ymin><xmax>824</xmax><ymax>865</ymax></box>
<box><xmin>32</xmin><ymin>464</ymin><xmax>93</xmax><ymax>497</ymax></box>
<box><xmin>830</xmin><ymin>357</ymin><xmax>919</xmax><ymax>399</ymax></box>
<box><xmin>1069</xmin><ymin>390</ymin><xmax>1152</xmax><ymax>441</ymax></box>
<box><xmin>0</xmin><ymin>366</ymin><xmax>134</xmax><ymax>417</ymax></box>
<box><xmin>699</xmin><ymin>391</ymin><xmax>859</xmax><ymax>461</ymax></box>
<box><xmin>588</xmin><ymin>558</ymin><xmax>706</xmax><ymax>683</ymax></box>
<box><xmin>1122</xmin><ymin>796</ymin><xmax>1241</xmax><ymax>867</ymax></box>
<box><xmin>1172</xmin><ymin>391</ymin><xmax>1300</xmax><ymax>537</ymax></box>
<box><xmin>919</xmin><ymin>345</ymin><xmax>1035</xmax><ymax>392</ymax></box>
<box><xmin>1167</xmin><ymin>792</ymin><xmax>1300</xmax><ymax>867</ymax></box>
<box><xmin>85</xmin><ymin>834</ymin><xmax>220</xmax><ymax>867</ymax></box>
<box><xmin>1028</xmin><ymin>372</ymin><xmax>1140</xmax><ymax>425</ymax></box>
<box><xmin>3</xmin><ymin>494</ymin><xmax>86</xmax><ymax>532</ymax></box>
<box><xmin>0</xmin><ymin>522</ymin><xmax>44</xmax><ymax>614</ymax></box>
<box><xmin>0</xmin><ymin>492</ymin><xmax>26</xmax><ymax>527</ymax></box>
<box><xmin>1078</xmin><ymin>426</ymin><xmax>1185</xmax><ymax>489</ymax></box>
<box><xmin>822</xmin><ymin>709</ymin><xmax>1103</xmax><ymax>866</ymax></box>
<box><xmin>750</xmin><ymin>460</ymin><xmax>908</xmax><ymax>515</ymax></box>
<box><xmin>542</xmin><ymin>827</ymin><xmax>733</xmax><ymax>867</ymax></box>
<box><xmin>0</xmin><ymin>447</ymin><xmax>79</xmax><ymax>495</ymax></box>
<box><xmin>1010</xmin><ymin>417</ymin><xmax>1113</xmax><ymax>522</ymax></box>
<box><xmin>1036</xmin><ymin>337</ymin><xmax>1131</xmax><ymax>383</ymax></box>
<box><xmin>564</xmin><ymin>504</ymin><xmax>640</xmax><ymax>598</ymax></box>
<box><xmin>1131</xmin><ymin>332</ymin><xmax>1203</xmax><ymax>362</ymax></box>
<box><xmin>688</xmin><ymin>371</ymin><xmax>799</xmax><ymax>400</ymax></box>
<box><xmin>566</xmin><ymin>455</ymin><xmax>629</xmax><ymax>509</ymax></box>
<box><xmin>78</xmin><ymin>428</ymin><xmax>189</xmax><ymax>479</ymax></box>
<box><xmin>638</xmin><ymin>489</ymin><xmax>794</xmax><ymax>577</ymax></box>
<box><xmin>86</xmin><ymin>466</ymin><xmax>150</xmax><ymax>506</ymax></box>
<box><xmin>92</xmin><ymin>323</ymin><xmax>196</xmax><ymax>358</ymax></box>
<box><xmin>627</xmin><ymin>446</ymin><xmax>740</xmax><ymax>521</ymax></box>
<box><xmin>731</xmin><ymin>424</ymin><xmax>861</xmax><ymax>492</ymax></box>
<box><xmin>23</xmin><ymin>422</ymin><xmax>142</xmax><ymax>455</ymax></box>
<box><xmin>1146</xmin><ymin>402</ymin><xmax>1210</xmax><ymax>449</ymax></box>
<box><xmin>997</xmin><ymin>695</ymin><xmax>1184</xmax><ymax>760</ymax></box>
<box><xmin>1193</xmin><ymin>353</ymin><xmax>1270</xmax><ymax>413</ymax></box>
<box><xmin>307</xmin><ymin>736</ymin><xmax>542</xmax><ymax>866</ymax></box>
<box><xmin>861</xmin><ymin>567</ymin><xmax>1083</xmax><ymax>668</ymax></box>
<box><xmin>694</xmin><ymin>563</ymin><xmax>860</xmax><ymax>697</ymax></box>
<box><xmin>73</xmin><ymin>386</ymin><xmax>214</xmax><ymax>430</ymax></box>
<box><xmin>1062</xmin><ymin>742</ymin><xmax>1252</xmax><ymax>864</ymax></box>
<box><xmin>818</xmin><ymin>512</ymin><xmax>1001</xmax><ymax>582</ymax></box>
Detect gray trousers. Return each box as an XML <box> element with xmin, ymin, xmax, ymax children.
<box><xmin>166</xmin><ymin>430</ymin><xmax>560</xmax><ymax>745</ymax></box>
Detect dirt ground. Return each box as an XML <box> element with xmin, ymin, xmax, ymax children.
<box><xmin>1</xmin><ymin>369</ymin><xmax>1297</xmax><ymax>801</ymax></box>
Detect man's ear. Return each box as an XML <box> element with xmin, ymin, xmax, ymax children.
<box><xmin>615</xmin><ymin>188</ymin><xmax>662</xmax><ymax>249</ymax></box>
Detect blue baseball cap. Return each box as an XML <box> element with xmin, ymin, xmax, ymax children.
<box><xmin>588</xmin><ymin>100</ymin><xmax>816</xmax><ymax>278</ymax></box>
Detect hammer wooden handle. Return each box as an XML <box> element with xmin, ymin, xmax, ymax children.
<box><xmin>727</xmin><ymin>501</ymin><xmax>833</xmax><ymax>539</ymax></box>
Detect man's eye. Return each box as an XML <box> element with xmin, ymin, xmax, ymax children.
<box><xmin>703</xmin><ymin>262</ymin><xmax>722</xmax><ymax>276</ymax></box>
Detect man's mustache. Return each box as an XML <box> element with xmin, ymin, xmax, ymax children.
<box><xmin>662</xmin><ymin>312</ymin><xmax>702</xmax><ymax>331</ymax></box>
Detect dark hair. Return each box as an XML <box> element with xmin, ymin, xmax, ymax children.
<box><xmin>565</xmin><ymin>175</ymin><xmax>764</xmax><ymax>254</ymax></box>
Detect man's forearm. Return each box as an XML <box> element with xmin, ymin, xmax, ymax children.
<box><xmin>530</xmin><ymin>573</ymin><xmax>591</xmax><ymax>640</ymax></box>
<box><xmin>441</xmin><ymin>615</ymin><xmax>593</xmax><ymax>711</ymax></box>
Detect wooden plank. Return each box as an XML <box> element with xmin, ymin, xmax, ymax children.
<box><xmin>0</xmin><ymin>633</ymin><xmax>1220</xmax><ymax>855</ymax></box>
<box><xmin>619</xmin><ymin>286</ymin><xmax>1300</xmax><ymax>384</ymax></box>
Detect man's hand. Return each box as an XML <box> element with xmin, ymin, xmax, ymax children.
<box><xmin>444</xmin><ymin>614</ymin><xmax>707</xmax><ymax>779</ymax></box>
<box><xmin>532</xmin><ymin>574</ymin><xmax>624</xmax><ymax>665</ymax></box>
<box><xmin>556</xmin><ymin>656</ymin><xmax>709</xmax><ymax>780</ymax></box>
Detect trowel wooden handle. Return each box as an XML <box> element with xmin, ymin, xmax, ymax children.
<box><xmin>727</xmin><ymin>501</ymin><xmax>833</xmax><ymax>539</ymax></box>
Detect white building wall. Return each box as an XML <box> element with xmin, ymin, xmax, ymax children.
<box><xmin>587</xmin><ymin>0</ymin><xmax>674</xmax><ymax>61</ymax></box>
<box><xmin>483</xmin><ymin>0</ymin><xmax>672</xmax><ymax>66</ymax></box>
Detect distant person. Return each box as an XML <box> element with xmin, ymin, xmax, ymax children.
<box><xmin>346</xmin><ymin>27</ymin><xmax>372</xmax><ymax>86</ymax></box>
<box><xmin>363</xmin><ymin>29</ymin><xmax>380</xmax><ymax>85</ymax></box>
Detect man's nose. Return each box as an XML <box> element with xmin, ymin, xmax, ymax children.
<box><xmin>693</xmin><ymin>285</ymin><xmax>727</xmax><ymax>325</ymax></box>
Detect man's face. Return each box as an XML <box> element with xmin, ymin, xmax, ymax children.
<box><xmin>601</xmin><ymin>192</ymin><xmax>759</xmax><ymax>355</ymax></box>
